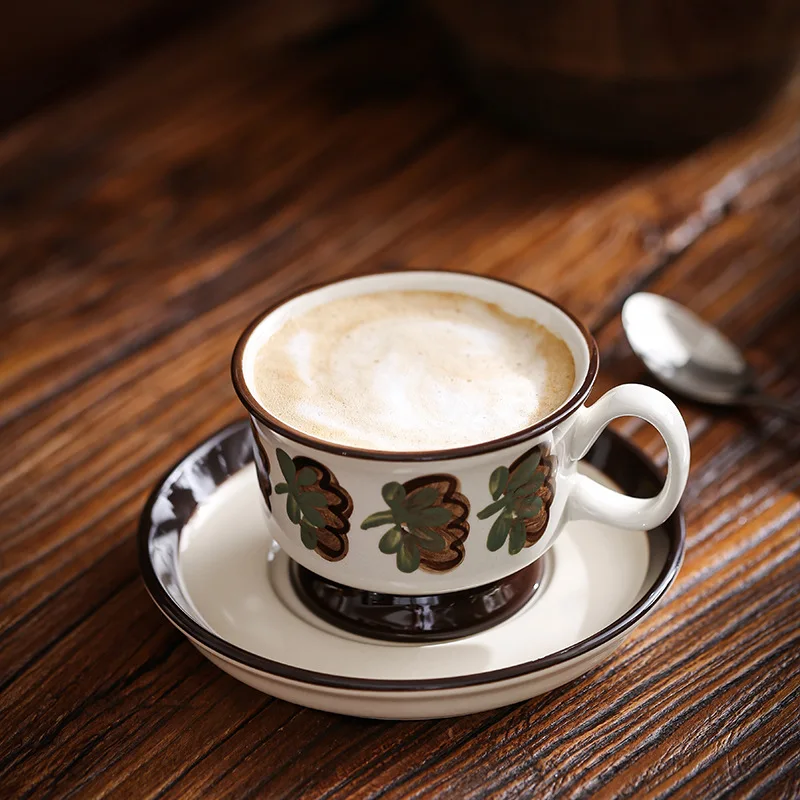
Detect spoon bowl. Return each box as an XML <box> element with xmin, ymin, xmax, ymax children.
<box><xmin>621</xmin><ymin>293</ymin><xmax>799</xmax><ymax>422</ymax></box>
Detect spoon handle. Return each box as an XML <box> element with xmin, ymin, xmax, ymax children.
<box><xmin>740</xmin><ymin>393</ymin><xmax>800</xmax><ymax>423</ymax></box>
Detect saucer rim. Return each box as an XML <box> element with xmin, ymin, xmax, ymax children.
<box><xmin>138</xmin><ymin>420</ymin><xmax>685</xmax><ymax>693</ymax></box>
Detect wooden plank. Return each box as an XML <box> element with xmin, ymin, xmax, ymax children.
<box><xmin>2</xmin><ymin>8</ymin><xmax>798</xmax><ymax>425</ymax></box>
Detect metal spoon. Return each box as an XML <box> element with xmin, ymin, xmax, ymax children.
<box><xmin>621</xmin><ymin>293</ymin><xmax>800</xmax><ymax>423</ymax></box>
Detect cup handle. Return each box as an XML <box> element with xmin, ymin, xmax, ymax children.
<box><xmin>565</xmin><ymin>384</ymin><xmax>690</xmax><ymax>529</ymax></box>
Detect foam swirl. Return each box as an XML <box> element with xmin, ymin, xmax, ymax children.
<box><xmin>253</xmin><ymin>291</ymin><xmax>575</xmax><ymax>451</ymax></box>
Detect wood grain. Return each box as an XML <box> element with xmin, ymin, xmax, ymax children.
<box><xmin>1</xmin><ymin>3</ymin><xmax>798</xmax><ymax>798</ymax></box>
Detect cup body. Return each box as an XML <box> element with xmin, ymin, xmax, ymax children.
<box><xmin>233</xmin><ymin>270</ymin><xmax>600</xmax><ymax>594</ymax></box>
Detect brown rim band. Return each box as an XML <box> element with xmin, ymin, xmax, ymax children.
<box><xmin>231</xmin><ymin>269</ymin><xmax>600</xmax><ymax>462</ymax></box>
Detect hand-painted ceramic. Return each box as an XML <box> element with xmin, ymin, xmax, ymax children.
<box><xmin>232</xmin><ymin>271</ymin><xmax>690</xmax><ymax>596</ymax></box>
<box><xmin>138</xmin><ymin>421</ymin><xmax>685</xmax><ymax>720</ymax></box>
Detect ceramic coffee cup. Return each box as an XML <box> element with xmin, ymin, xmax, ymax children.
<box><xmin>232</xmin><ymin>271</ymin><xmax>690</xmax><ymax>638</ymax></box>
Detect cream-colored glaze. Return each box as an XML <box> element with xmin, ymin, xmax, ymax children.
<box><xmin>170</xmin><ymin>464</ymin><xmax>663</xmax><ymax>719</ymax></box>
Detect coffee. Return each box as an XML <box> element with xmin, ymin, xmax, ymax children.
<box><xmin>253</xmin><ymin>291</ymin><xmax>575</xmax><ymax>451</ymax></box>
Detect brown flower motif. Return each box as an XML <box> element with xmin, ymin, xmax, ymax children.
<box><xmin>510</xmin><ymin>448</ymin><xmax>555</xmax><ymax>548</ymax></box>
<box><xmin>249</xmin><ymin>421</ymin><xmax>272</xmax><ymax>511</ymax></box>
<box><xmin>478</xmin><ymin>446</ymin><xmax>556</xmax><ymax>554</ymax></box>
<box><xmin>293</xmin><ymin>456</ymin><xmax>353</xmax><ymax>561</ymax></box>
<box><xmin>274</xmin><ymin>448</ymin><xmax>353</xmax><ymax>562</ymax></box>
<box><xmin>361</xmin><ymin>474</ymin><xmax>470</xmax><ymax>573</ymax></box>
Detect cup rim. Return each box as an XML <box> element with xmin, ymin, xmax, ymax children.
<box><xmin>231</xmin><ymin>269</ymin><xmax>599</xmax><ymax>462</ymax></box>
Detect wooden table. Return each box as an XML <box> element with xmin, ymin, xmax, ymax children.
<box><xmin>2</xmin><ymin>4</ymin><xmax>799</xmax><ymax>797</ymax></box>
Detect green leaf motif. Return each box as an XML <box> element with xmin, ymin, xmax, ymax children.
<box><xmin>489</xmin><ymin>466</ymin><xmax>510</xmax><ymax>500</ymax></box>
<box><xmin>300</xmin><ymin>520</ymin><xmax>318</xmax><ymax>550</ymax></box>
<box><xmin>508</xmin><ymin>520</ymin><xmax>527</xmax><ymax>555</ymax></box>
<box><xmin>286</xmin><ymin>493</ymin><xmax>301</xmax><ymax>524</ymax></box>
<box><xmin>379</xmin><ymin>527</ymin><xmax>403</xmax><ymax>554</ymax></box>
<box><xmin>296</xmin><ymin>466</ymin><xmax>317</xmax><ymax>486</ymax></box>
<box><xmin>477</xmin><ymin>497</ymin><xmax>508</xmax><ymax>520</ymax></box>
<box><xmin>416</xmin><ymin>506</ymin><xmax>452</xmax><ymax>526</ymax></box>
<box><xmin>410</xmin><ymin>527</ymin><xmax>446</xmax><ymax>552</ymax></box>
<box><xmin>301</xmin><ymin>504</ymin><xmax>325</xmax><ymax>529</ymax></box>
<box><xmin>276</xmin><ymin>448</ymin><xmax>296</xmax><ymax>481</ymax></box>
<box><xmin>407</xmin><ymin>487</ymin><xmax>438</xmax><ymax>509</ymax></box>
<box><xmin>518</xmin><ymin>497</ymin><xmax>544</xmax><ymax>518</ymax></box>
<box><xmin>487</xmin><ymin>514</ymin><xmax>510</xmax><ymax>552</ymax></box>
<box><xmin>382</xmin><ymin>482</ymin><xmax>406</xmax><ymax>507</ymax></box>
<box><xmin>275</xmin><ymin>483</ymin><xmax>288</xmax><ymax>495</ymax></box>
<box><xmin>507</xmin><ymin>451</ymin><xmax>540</xmax><ymax>492</ymax></box>
<box><xmin>525</xmin><ymin>470</ymin><xmax>546</xmax><ymax>493</ymax></box>
<box><xmin>361</xmin><ymin>510</ymin><xmax>396</xmax><ymax>529</ymax></box>
<box><xmin>300</xmin><ymin>491</ymin><xmax>327</xmax><ymax>508</ymax></box>
<box><xmin>397</xmin><ymin>539</ymin><xmax>421</xmax><ymax>573</ymax></box>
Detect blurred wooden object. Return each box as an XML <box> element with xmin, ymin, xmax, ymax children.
<box><xmin>0</xmin><ymin>0</ymin><xmax>367</xmax><ymax>126</ymax></box>
<box><xmin>427</xmin><ymin>0</ymin><xmax>800</xmax><ymax>149</ymax></box>
<box><xmin>1</xmin><ymin>2</ymin><xmax>798</xmax><ymax>797</ymax></box>
<box><xmin>0</xmin><ymin>0</ymin><xmax>222</xmax><ymax>126</ymax></box>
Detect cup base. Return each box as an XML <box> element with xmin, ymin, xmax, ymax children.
<box><xmin>290</xmin><ymin>559</ymin><xmax>547</xmax><ymax>643</ymax></box>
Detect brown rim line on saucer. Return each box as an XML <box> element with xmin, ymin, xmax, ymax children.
<box><xmin>291</xmin><ymin>559</ymin><xmax>547</xmax><ymax>643</ymax></box>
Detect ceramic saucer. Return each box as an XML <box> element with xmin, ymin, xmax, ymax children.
<box><xmin>139</xmin><ymin>421</ymin><xmax>684</xmax><ymax>720</ymax></box>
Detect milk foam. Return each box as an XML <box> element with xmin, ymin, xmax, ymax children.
<box><xmin>253</xmin><ymin>291</ymin><xmax>576</xmax><ymax>451</ymax></box>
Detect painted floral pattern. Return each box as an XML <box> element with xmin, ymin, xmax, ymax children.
<box><xmin>361</xmin><ymin>475</ymin><xmax>470</xmax><ymax>573</ymax></box>
<box><xmin>477</xmin><ymin>446</ymin><xmax>555</xmax><ymax>554</ymax></box>
<box><xmin>257</xmin><ymin>435</ymin><xmax>559</xmax><ymax>568</ymax></box>
<box><xmin>274</xmin><ymin>448</ymin><xmax>354</xmax><ymax>562</ymax></box>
